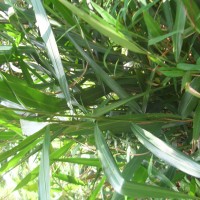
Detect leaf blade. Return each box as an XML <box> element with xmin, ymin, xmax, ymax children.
<box><xmin>131</xmin><ymin>123</ymin><xmax>200</xmax><ymax>178</ymax></box>
<box><xmin>31</xmin><ymin>0</ymin><xmax>72</xmax><ymax>109</ymax></box>
<box><xmin>38</xmin><ymin>126</ymin><xmax>51</xmax><ymax>200</ymax></box>
<box><xmin>95</xmin><ymin>124</ymin><xmax>194</xmax><ymax>199</ymax></box>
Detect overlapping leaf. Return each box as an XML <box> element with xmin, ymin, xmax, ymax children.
<box><xmin>95</xmin><ymin>124</ymin><xmax>194</xmax><ymax>199</ymax></box>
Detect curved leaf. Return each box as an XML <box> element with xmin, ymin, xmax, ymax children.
<box><xmin>131</xmin><ymin>123</ymin><xmax>200</xmax><ymax>178</ymax></box>
<box><xmin>57</xmin><ymin>0</ymin><xmax>146</xmax><ymax>54</ymax></box>
<box><xmin>95</xmin><ymin>124</ymin><xmax>194</xmax><ymax>199</ymax></box>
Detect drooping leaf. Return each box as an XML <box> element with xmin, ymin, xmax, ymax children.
<box><xmin>0</xmin><ymin>73</ymin><xmax>66</xmax><ymax>113</ymax></box>
<box><xmin>131</xmin><ymin>123</ymin><xmax>200</xmax><ymax>178</ymax></box>
<box><xmin>57</xmin><ymin>0</ymin><xmax>146</xmax><ymax>54</ymax></box>
<box><xmin>95</xmin><ymin>124</ymin><xmax>194</xmax><ymax>199</ymax></box>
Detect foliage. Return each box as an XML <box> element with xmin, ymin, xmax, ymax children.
<box><xmin>0</xmin><ymin>0</ymin><xmax>200</xmax><ymax>199</ymax></box>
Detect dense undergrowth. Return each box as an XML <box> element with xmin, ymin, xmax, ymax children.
<box><xmin>0</xmin><ymin>0</ymin><xmax>200</xmax><ymax>199</ymax></box>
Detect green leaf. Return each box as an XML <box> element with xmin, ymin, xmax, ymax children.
<box><xmin>89</xmin><ymin>176</ymin><xmax>106</xmax><ymax>200</ymax></box>
<box><xmin>158</xmin><ymin>67</ymin><xmax>185</xmax><ymax>77</ymax></box>
<box><xmin>148</xmin><ymin>31</ymin><xmax>179</xmax><ymax>46</ymax></box>
<box><xmin>14</xmin><ymin>140</ymin><xmax>74</xmax><ymax>191</ymax></box>
<box><xmin>181</xmin><ymin>71</ymin><xmax>191</xmax><ymax>92</ymax></box>
<box><xmin>131</xmin><ymin>123</ymin><xmax>200</xmax><ymax>179</ymax></box>
<box><xmin>57</xmin><ymin>0</ymin><xmax>146</xmax><ymax>54</ymax></box>
<box><xmin>92</xmin><ymin>93</ymin><xmax>144</xmax><ymax>117</ymax></box>
<box><xmin>111</xmin><ymin>146</ymin><xmax>149</xmax><ymax>200</ymax></box>
<box><xmin>54</xmin><ymin>158</ymin><xmax>101</xmax><ymax>167</ymax></box>
<box><xmin>0</xmin><ymin>139</ymin><xmax>40</xmax><ymax>175</ymax></box>
<box><xmin>172</xmin><ymin>0</ymin><xmax>186</xmax><ymax>62</ymax></box>
<box><xmin>193</xmin><ymin>101</ymin><xmax>200</xmax><ymax>141</ymax></box>
<box><xmin>38</xmin><ymin>126</ymin><xmax>51</xmax><ymax>200</ymax></box>
<box><xmin>50</xmin><ymin>1</ymin><xmax>75</xmax><ymax>26</ymax></box>
<box><xmin>67</xmin><ymin>34</ymin><xmax>142</xmax><ymax>113</ymax></box>
<box><xmin>162</xmin><ymin>0</ymin><xmax>173</xmax><ymax>31</ymax></box>
<box><xmin>0</xmin><ymin>73</ymin><xmax>66</xmax><ymax>113</ymax></box>
<box><xmin>0</xmin><ymin>45</ymin><xmax>12</xmax><ymax>54</ymax></box>
<box><xmin>143</xmin><ymin>159</ymin><xmax>178</xmax><ymax>191</ymax></box>
<box><xmin>95</xmin><ymin>124</ymin><xmax>194</xmax><ymax>199</ymax></box>
<box><xmin>143</xmin><ymin>11</ymin><xmax>163</xmax><ymax>38</ymax></box>
<box><xmin>14</xmin><ymin>167</ymin><xmax>39</xmax><ymax>191</ymax></box>
<box><xmin>179</xmin><ymin>77</ymin><xmax>200</xmax><ymax>118</ymax></box>
<box><xmin>31</xmin><ymin>0</ymin><xmax>72</xmax><ymax>109</ymax></box>
<box><xmin>53</xmin><ymin>173</ymin><xmax>85</xmax><ymax>186</ymax></box>
<box><xmin>0</xmin><ymin>129</ymin><xmax>44</xmax><ymax>163</ymax></box>
<box><xmin>50</xmin><ymin>141</ymin><xmax>74</xmax><ymax>160</ymax></box>
<box><xmin>0</xmin><ymin>118</ymin><xmax>21</xmax><ymax>135</ymax></box>
<box><xmin>131</xmin><ymin>0</ymin><xmax>160</xmax><ymax>24</ymax></box>
<box><xmin>182</xmin><ymin>0</ymin><xmax>200</xmax><ymax>34</ymax></box>
<box><xmin>91</xmin><ymin>2</ymin><xmax>121</xmax><ymax>28</ymax></box>
<box><xmin>177</xmin><ymin>63</ymin><xmax>200</xmax><ymax>71</ymax></box>
<box><xmin>0</xmin><ymin>131</ymin><xmax>21</xmax><ymax>140</ymax></box>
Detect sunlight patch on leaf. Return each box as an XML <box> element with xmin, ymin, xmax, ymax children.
<box><xmin>20</xmin><ymin>119</ymin><xmax>49</xmax><ymax>136</ymax></box>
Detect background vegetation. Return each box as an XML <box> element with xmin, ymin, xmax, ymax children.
<box><xmin>1</xmin><ymin>0</ymin><xmax>200</xmax><ymax>199</ymax></box>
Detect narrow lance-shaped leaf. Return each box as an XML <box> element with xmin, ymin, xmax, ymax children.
<box><xmin>89</xmin><ymin>176</ymin><xmax>106</xmax><ymax>200</ymax></box>
<box><xmin>92</xmin><ymin>93</ymin><xmax>144</xmax><ymax>117</ymax></box>
<box><xmin>111</xmin><ymin>146</ymin><xmax>149</xmax><ymax>200</ymax></box>
<box><xmin>193</xmin><ymin>101</ymin><xmax>200</xmax><ymax>141</ymax></box>
<box><xmin>53</xmin><ymin>173</ymin><xmax>85</xmax><ymax>186</ymax></box>
<box><xmin>57</xmin><ymin>0</ymin><xmax>145</xmax><ymax>54</ymax></box>
<box><xmin>0</xmin><ymin>72</ymin><xmax>66</xmax><ymax>113</ymax></box>
<box><xmin>182</xmin><ymin>0</ymin><xmax>200</xmax><ymax>34</ymax></box>
<box><xmin>172</xmin><ymin>0</ymin><xmax>186</xmax><ymax>62</ymax></box>
<box><xmin>148</xmin><ymin>31</ymin><xmax>179</xmax><ymax>46</ymax></box>
<box><xmin>14</xmin><ymin>167</ymin><xmax>39</xmax><ymax>191</ymax></box>
<box><xmin>14</xmin><ymin>141</ymin><xmax>74</xmax><ymax>191</ymax></box>
<box><xmin>0</xmin><ymin>128</ymin><xmax>44</xmax><ymax>163</ymax></box>
<box><xmin>38</xmin><ymin>126</ymin><xmax>51</xmax><ymax>200</ymax></box>
<box><xmin>162</xmin><ymin>0</ymin><xmax>173</xmax><ymax>31</ymax></box>
<box><xmin>67</xmin><ymin>34</ymin><xmax>142</xmax><ymax>113</ymax></box>
<box><xmin>54</xmin><ymin>158</ymin><xmax>101</xmax><ymax>167</ymax></box>
<box><xmin>131</xmin><ymin>123</ymin><xmax>200</xmax><ymax>178</ymax></box>
<box><xmin>132</xmin><ymin>0</ymin><xmax>160</xmax><ymax>24</ymax></box>
<box><xmin>179</xmin><ymin>77</ymin><xmax>200</xmax><ymax>118</ymax></box>
<box><xmin>31</xmin><ymin>0</ymin><xmax>72</xmax><ymax>109</ymax></box>
<box><xmin>0</xmin><ymin>139</ymin><xmax>40</xmax><ymax>175</ymax></box>
<box><xmin>143</xmin><ymin>11</ymin><xmax>162</xmax><ymax>38</ymax></box>
<box><xmin>177</xmin><ymin>63</ymin><xmax>200</xmax><ymax>71</ymax></box>
<box><xmin>144</xmin><ymin>159</ymin><xmax>178</xmax><ymax>191</ymax></box>
<box><xmin>94</xmin><ymin>124</ymin><xmax>195</xmax><ymax>199</ymax></box>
